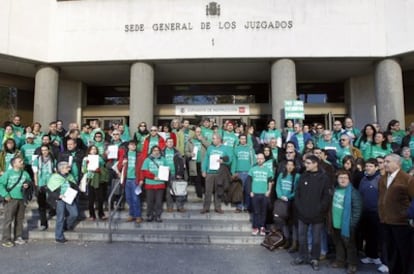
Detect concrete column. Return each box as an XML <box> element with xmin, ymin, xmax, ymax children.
<box><xmin>130</xmin><ymin>62</ymin><xmax>154</xmax><ymax>130</ymax></box>
<box><xmin>271</xmin><ymin>59</ymin><xmax>297</xmax><ymax>127</ymax></box>
<box><xmin>375</xmin><ymin>59</ymin><xmax>405</xmax><ymax>129</ymax></box>
<box><xmin>33</xmin><ymin>66</ymin><xmax>59</xmax><ymax>127</ymax></box>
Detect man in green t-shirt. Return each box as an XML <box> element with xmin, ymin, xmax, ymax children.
<box><xmin>0</xmin><ymin>157</ymin><xmax>31</xmax><ymax>247</ymax></box>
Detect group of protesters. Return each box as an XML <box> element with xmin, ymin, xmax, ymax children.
<box><xmin>0</xmin><ymin>114</ymin><xmax>413</xmax><ymax>274</ymax></box>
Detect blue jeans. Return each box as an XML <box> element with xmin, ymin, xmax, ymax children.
<box><xmin>251</xmin><ymin>194</ymin><xmax>268</xmax><ymax>229</ymax></box>
<box><xmin>236</xmin><ymin>172</ymin><xmax>250</xmax><ymax>210</ymax></box>
<box><xmin>307</xmin><ymin>224</ymin><xmax>328</xmax><ymax>255</ymax></box>
<box><xmin>298</xmin><ymin>220</ymin><xmax>323</xmax><ymax>261</ymax></box>
<box><xmin>55</xmin><ymin>200</ymin><xmax>78</xmax><ymax>241</ymax></box>
<box><xmin>125</xmin><ymin>179</ymin><xmax>141</xmax><ymax>218</ymax></box>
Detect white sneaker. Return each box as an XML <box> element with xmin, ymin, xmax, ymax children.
<box><xmin>372</xmin><ymin>258</ymin><xmax>382</xmax><ymax>265</ymax></box>
<box><xmin>360</xmin><ymin>257</ymin><xmax>373</xmax><ymax>264</ymax></box>
<box><xmin>14</xmin><ymin>237</ymin><xmax>26</xmax><ymax>245</ymax></box>
<box><xmin>377</xmin><ymin>264</ymin><xmax>389</xmax><ymax>273</ymax></box>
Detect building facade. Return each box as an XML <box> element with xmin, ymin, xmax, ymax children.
<box><xmin>0</xmin><ymin>0</ymin><xmax>413</xmax><ymax>130</ymax></box>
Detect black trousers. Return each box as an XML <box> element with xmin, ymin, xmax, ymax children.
<box><xmin>88</xmin><ymin>185</ymin><xmax>104</xmax><ymax>219</ymax></box>
<box><xmin>37</xmin><ymin>187</ymin><xmax>48</xmax><ymax>227</ymax></box>
<box><xmin>360</xmin><ymin>211</ymin><xmax>380</xmax><ymax>259</ymax></box>
<box><xmin>383</xmin><ymin>224</ymin><xmax>414</xmax><ymax>274</ymax></box>
<box><xmin>146</xmin><ymin>189</ymin><xmax>164</xmax><ymax>218</ymax></box>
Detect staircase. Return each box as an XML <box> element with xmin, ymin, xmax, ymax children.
<box><xmin>1</xmin><ymin>186</ymin><xmax>263</xmax><ymax>245</ymax></box>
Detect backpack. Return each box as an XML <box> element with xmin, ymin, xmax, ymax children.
<box><xmin>260</xmin><ymin>226</ymin><xmax>286</xmax><ymax>251</ymax></box>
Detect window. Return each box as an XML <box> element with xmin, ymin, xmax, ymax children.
<box><xmin>297</xmin><ymin>83</ymin><xmax>344</xmax><ymax>103</ymax></box>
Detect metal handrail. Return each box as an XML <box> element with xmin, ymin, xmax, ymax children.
<box><xmin>108</xmin><ymin>167</ymin><xmax>125</xmax><ymax>243</ymax></box>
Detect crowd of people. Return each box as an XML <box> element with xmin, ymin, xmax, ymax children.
<box><xmin>0</xmin><ymin>114</ymin><xmax>413</xmax><ymax>274</ymax></box>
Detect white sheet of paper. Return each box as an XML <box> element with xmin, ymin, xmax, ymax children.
<box><xmin>107</xmin><ymin>145</ymin><xmax>119</xmax><ymax>159</ymax></box>
<box><xmin>87</xmin><ymin>154</ymin><xmax>99</xmax><ymax>171</ymax></box>
<box><xmin>209</xmin><ymin>154</ymin><xmax>221</xmax><ymax>170</ymax></box>
<box><xmin>135</xmin><ymin>185</ymin><xmax>142</xmax><ymax>195</ymax></box>
<box><xmin>68</xmin><ymin>155</ymin><xmax>73</xmax><ymax>167</ymax></box>
<box><xmin>158</xmin><ymin>165</ymin><xmax>170</xmax><ymax>181</ymax></box>
<box><xmin>62</xmin><ymin>187</ymin><xmax>78</xmax><ymax>205</ymax></box>
<box><xmin>325</xmin><ymin>146</ymin><xmax>337</xmax><ymax>151</ymax></box>
<box><xmin>192</xmin><ymin>146</ymin><xmax>199</xmax><ymax>160</ymax></box>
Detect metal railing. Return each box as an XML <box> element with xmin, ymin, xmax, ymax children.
<box><xmin>107</xmin><ymin>167</ymin><xmax>125</xmax><ymax>243</ymax></box>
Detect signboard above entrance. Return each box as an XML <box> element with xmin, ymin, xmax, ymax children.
<box><xmin>284</xmin><ymin>100</ymin><xmax>304</xmax><ymax>120</ymax></box>
<box><xmin>175</xmin><ymin>105</ymin><xmax>250</xmax><ymax>116</ymax></box>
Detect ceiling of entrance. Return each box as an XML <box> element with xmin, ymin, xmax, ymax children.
<box><xmin>1</xmin><ymin>54</ymin><xmax>414</xmax><ymax>86</ymax></box>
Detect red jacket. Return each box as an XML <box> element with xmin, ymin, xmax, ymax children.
<box><xmin>136</xmin><ymin>134</ymin><xmax>166</xmax><ymax>181</ymax></box>
<box><xmin>117</xmin><ymin>147</ymin><xmax>140</xmax><ymax>184</ymax></box>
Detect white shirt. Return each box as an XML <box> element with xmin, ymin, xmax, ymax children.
<box><xmin>386</xmin><ymin>169</ymin><xmax>400</xmax><ymax>189</ymax></box>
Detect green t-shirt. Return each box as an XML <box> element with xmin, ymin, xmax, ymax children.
<box><xmin>148</xmin><ymin>136</ymin><xmax>160</xmax><ymax>154</ymax></box>
<box><xmin>142</xmin><ymin>156</ymin><xmax>166</xmax><ymax>185</ymax></box>
<box><xmin>127</xmin><ymin>151</ymin><xmax>137</xmax><ymax>179</ymax></box>
<box><xmin>332</xmin><ymin>187</ymin><xmax>346</xmax><ymax>229</ymax></box>
<box><xmin>370</xmin><ymin>144</ymin><xmax>392</xmax><ymax>159</ymax></box>
<box><xmin>222</xmin><ymin>131</ymin><xmax>238</xmax><ymax>148</ymax></box>
<box><xmin>21</xmin><ymin>143</ymin><xmax>39</xmax><ymax>165</ymax></box>
<box><xmin>0</xmin><ymin>169</ymin><xmax>31</xmax><ymax>199</ymax></box>
<box><xmin>248</xmin><ymin>165</ymin><xmax>273</xmax><ymax>194</ymax></box>
<box><xmin>164</xmin><ymin>148</ymin><xmax>176</xmax><ymax>175</ymax></box>
<box><xmin>402</xmin><ymin>158</ymin><xmax>413</xmax><ymax>173</ymax></box>
<box><xmin>392</xmin><ymin>130</ymin><xmax>406</xmax><ymax>145</ymax></box>
<box><xmin>409</xmin><ymin>136</ymin><xmax>414</xmax><ymax>157</ymax></box>
<box><xmin>201</xmin><ymin>127</ymin><xmax>213</xmax><ymax>144</ymax></box>
<box><xmin>231</xmin><ymin>145</ymin><xmax>255</xmax><ymax>174</ymax></box>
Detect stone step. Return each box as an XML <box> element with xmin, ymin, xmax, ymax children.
<box><xmin>18</xmin><ymin>209</ymin><xmax>251</xmax><ymax>221</ymax></box>
<box><xmin>28</xmin><ymin>229</ymin><xmax>264</xmax><ymax>245</ymax></box>
<box><xmin>29</xmin><ymin>218</ymin><xmax>253</xmax><ymax>232</ymax></box>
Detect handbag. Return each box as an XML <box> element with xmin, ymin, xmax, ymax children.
<box><xmin>273</xmin><ymin>199</ymin><xmax>289</xmax><ymax>220</ymax></box>
<box><xmin>261</xmin><ymin>226</ymin><xmax>286</xmax><ymax>251</ymax></box>
<box><xmin>170</xmin><ymin>179</ymin><xmax>188</xmax><ymax>196</ymax></box>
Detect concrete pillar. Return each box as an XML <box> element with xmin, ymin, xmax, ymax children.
<box><xmin>375</xmin><ymin>59</ymin><xmax>405</xmax><ymax>129</ymax></box>
<box><xmin>58</xmin><ymin>80</ymin><xmax>84</xmax><ymax>127</ymax></box>
<box><xmin>33</xmin><ymin>66</ymin><xmax>59</xmax><ymax>127</ymax></box>
<box><xmin>271</xmin><ymin>59</ymin><xmax>297</xmax><ymax>128</ymax></box>
<box><xmin>130</xmin><ymin>62</ymin><xmax>154</xmax><ymax>130</ymax></box>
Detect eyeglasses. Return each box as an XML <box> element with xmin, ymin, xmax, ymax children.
<box><xmin>334</xmin><ymin>124</ymin><xmax>341</xmax><ymax>126</ymax></box>
<box><xmin>150</xmin><ymin>129</ymin><xmax>157</xmax><ymax>132</ymax></box>
<box><xmin>113</xmin><ymin>133</ymin><xmax>120</xmax><ymax>136</ymax></box>
<box><xmin>286</xmin><ymin>151</ymin><xmax>294</xmax><ymax>154</ymax></box>
<box><xmin>317</xmin><ymin>127</ymin><xmax>323</xmax><ymax>130</ymax></box>
<box><xmin>340</xmin><ymin>139</ymin><xmax>347</xmax><ymax>142</ymax></box>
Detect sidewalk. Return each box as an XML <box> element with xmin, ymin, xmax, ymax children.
<box><xmin>0</xmin><ymin>241</ymin><xmax>379</xmax><ymax>274</ymax></box>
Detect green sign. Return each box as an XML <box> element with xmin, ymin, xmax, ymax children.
<box><xmin>284</xmin><ymin>100</ymin><xmax>304</xmax><ymax>120</ymax></box>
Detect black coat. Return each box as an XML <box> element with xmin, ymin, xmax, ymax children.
<box><xmin>294</xmin><ymin>169</ymin><xmax>332</xmax><ymax>224</ymax></box>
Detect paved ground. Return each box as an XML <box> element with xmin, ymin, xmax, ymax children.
<box><xmin>1</xmin><ymin>240</ymin><xmax>380</xmax><ymax>274</ymax></box>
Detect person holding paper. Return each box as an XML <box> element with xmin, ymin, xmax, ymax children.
<box><xmin>163</xmin><ymin>138</ymin><xmax>186</xmax><ymax>212</ymax></box>
<box><xmin>117</xmin><ymin>140</ymin><xmax>143</xmax><ymax>224</ymax></box>
<box><xmin>140</xmin><ymin>145</ymin><xmax>167</xmax><ymax>222</ymax></box>
<box><xmin>185</xmin><ymin>127</ymin><xmax>210</xmax><ymax>199</ymax></box>
<box><xmin>0</xmin><ymin>157</ymin><xmax>32</xmax><ymax>247</ymax></box>
<box><xmin>201</xmin><ymin>133</ymin><xmax>232</xmax><ymax>214</ymax></box>
<box><xmin>82</xmin><ymin>145</ymin><xmax>108</xmax><ymax>221</ymax></box>
<box><xmin>46</xmin><ymin>161</ymin><xmax>79</xmax><ymax>243</ymax></box>
<box><xmin>32</xmin><ymin>145</ymin><xmax>56</xmax><ymax>231</ymax></box>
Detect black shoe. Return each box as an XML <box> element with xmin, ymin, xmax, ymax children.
<box><xmin>291</xmin><ymin>257</ymin><xmax>305</xmax><ymax>266</ymax></box>
<box><xmin>310</xmin><ymin>259</ymin><xmax>319</xmax><ymax>271</ymax></box>
<box><xmin>55</xmin><ymin>239</ymin><xmax>67</xmax><ymax>244</ymax></box>
<box><xmin>147</xmin><ymin>216</ymin><xmax>154</xmax><ymax>222</ymax></box>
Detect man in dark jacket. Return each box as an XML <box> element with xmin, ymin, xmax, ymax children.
<box><xmin>291</xmin><ymin>155</ymin><xmax>332</xmax><ymax>271</ymax></box>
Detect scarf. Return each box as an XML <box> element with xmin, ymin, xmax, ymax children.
<box><xmin>340</xmin><ymin>184</ymin><xmax>353</xmax><ymax>238</ymax></box>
